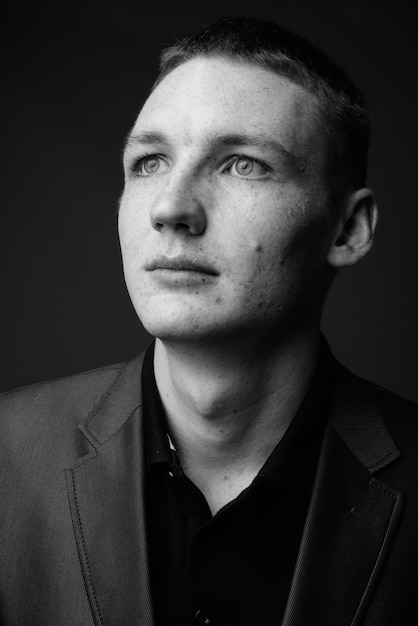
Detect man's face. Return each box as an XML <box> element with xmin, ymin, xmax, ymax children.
<box><xmin>119</xmin><ymin>57</ymin><xmax>339</xmax><ymax>345</ymax></box>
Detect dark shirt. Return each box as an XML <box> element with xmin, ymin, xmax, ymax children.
<box><xmin>142</xmin><ymin>342</ymin><xmax>332</xmax><ymax>626</ymax></box>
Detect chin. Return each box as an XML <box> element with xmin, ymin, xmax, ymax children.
<box><xmin>137</xmin><ymin>310</ymin><xmax>215</xmax><ymax>343</ymax></box>
<box><xmin>132</xmin><ymin>293</ymin><xmax>223</xmax><ymax>340</ymax></box>
<box><xmin>143</xmin><ymin>325</ymin><xmax>217</xmax><ymax>344</ymax></box>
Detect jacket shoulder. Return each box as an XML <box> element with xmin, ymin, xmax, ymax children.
<box><xmin>335</xmin><ymin>363</ymin><xmax>418</xmax><ymax>489</ymax></box>
<box><xmin>334</xmin><ymin>359</ymin><xmax>418</xmax><ymax>436</ymax></box>
<box><xmin>368</xmin><ymin>380</ymin><xmax>418</xmax><ymax>457</ymax></box>
<box><xmin>0</xmin><ymin>363</ymin><xmax>125</xmax><ymax>455</ymax></box>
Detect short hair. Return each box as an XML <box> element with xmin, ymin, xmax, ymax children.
<box><xmin>152</xmin><ymin>16</ymin><xmax>370</xmax><ymax>205</ymax></box>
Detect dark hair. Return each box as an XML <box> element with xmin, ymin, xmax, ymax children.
<box><xmin>152</xmin><ymin>16</ymin><xmax>370</xmax><ymax>205</ymax></box>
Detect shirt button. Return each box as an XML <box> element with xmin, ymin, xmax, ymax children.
<box><xmin>194</xmin><ymin>609</ymin><xmax>211</xmax><ymax>624</ymax></box>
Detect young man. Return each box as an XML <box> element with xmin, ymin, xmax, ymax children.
<box><xmin>1</xmin><ymin>16</ymin><xmax>417</xmax><ymax>626</ymax></box>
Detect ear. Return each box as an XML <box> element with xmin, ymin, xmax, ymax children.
<box><xmin>327</xmin><ymin>188</ymin><xmax>378</xmax><ymax>268</ymax></box>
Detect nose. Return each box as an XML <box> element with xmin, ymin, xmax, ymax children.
<box><xmin>150</xmin><ymin>173</ymin><xmax>207</xmax><ymax>236</ymax></box>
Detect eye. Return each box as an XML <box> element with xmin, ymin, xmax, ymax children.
<box><xmin>134</xmin><ymin>155</ymin><xmax>169</xmax><ymax>176</ymax></box>
<box><xmin>225</xmin><ymin>156</ymin><xmax>270</xmax><ymax>179</ymax></box>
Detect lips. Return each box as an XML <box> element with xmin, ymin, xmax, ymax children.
<box><xmin>145</xmin><ymin>255</ymin><xmax>219</xmax><ymax>275</ymax></box>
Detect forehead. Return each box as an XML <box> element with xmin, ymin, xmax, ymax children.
<box><xmin>132</xmin><ymin>56</ymin><xmax>323</xmax><ymax>163</ymax></box>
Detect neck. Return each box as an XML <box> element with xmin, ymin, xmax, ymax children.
<box><xmin>153</xmin><ymin>330</ymin><xmax>320</xmax><ymax>513</ymax></box>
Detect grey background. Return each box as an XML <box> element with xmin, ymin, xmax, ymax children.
<box><xmin>3</xmin><ymin>0</ymin><xmax>417</xmax><ymax>402</ymax></box>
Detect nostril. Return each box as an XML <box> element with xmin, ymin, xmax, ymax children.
<box><xmin>150</xmin><ymin>191</ymin><xmax>207</xmax><ymax>235</ymax></box>
<box><xmin>174</xmin><ymin>222</ymin><xmax>196</xmax><ymax>232</ymax></box>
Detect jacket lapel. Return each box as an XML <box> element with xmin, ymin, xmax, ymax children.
<box><xmin>282</xmin><ymin>363</ymin><xmax>403</xmax><ymax>626</ymax></box>
<box><xmin>65</xmin><ymin>354</ymin><xmax>155</xmax><ymax>626</ymax></box>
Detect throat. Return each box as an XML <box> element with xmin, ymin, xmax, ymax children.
<box><xmin>173</xmin><ymin>414</ymin><xmax>291</xmax><ymax>516</ymax></box>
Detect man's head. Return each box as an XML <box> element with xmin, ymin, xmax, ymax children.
<box><xmin>152</xmin><ymin>16</ymin><xmax>370</xmax><ymax>207</ymax></box>
<box><xmin>118</xmin><ymin>17</ymin><xmax>377</xmax><ymax>347</ymax></box>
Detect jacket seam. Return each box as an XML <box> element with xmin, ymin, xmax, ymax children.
<box><xmin>83</xmin><ymin>404</ymin><xmax>142</xmax><ymax>448</ymax></box>
<box><xmin>84</xmin><ymin>363</ymin><xmax>129</xmax><ymax>430</ymax></box>
<box><xmin>351</xmin><ymin>486</ymin><xmax>403</xmax><ymax>624</ymax></box>
<box><xmin>67</xmin><ymin>469</ymin><xmax>104</xmax><ymax>626</ymax></box>
<box><xmin>369</xmin><ymin>448</ymin><xmax>398</xmax><ymax>472</ymax></box>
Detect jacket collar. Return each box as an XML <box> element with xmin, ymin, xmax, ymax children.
<box><xmin>66</xmin><ymin>351</ymin><xmax>402</xmax><ymax>626</ymax></box>
<box><xmin>329</xmin><ymin>360</ymin><xmax>400</xmax><ymax>472</ymax></box>
<box><xmin>78</xmin><ymin>353</ymin><xmax>146</xmax><ymax>447</ymax></box>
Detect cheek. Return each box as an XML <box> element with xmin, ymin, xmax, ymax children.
<box><xmin>282</xmin><ymin>213</ymin><xmax>332</xmax><ymax>269</ymax></box>
<box><xmin>229</xmin><ymin>207</ymin><xmax>330</xmax><ymax>298</ymax></box>
<box><xmin>118</xmin><ymin>193</ymin><xmax>148</xmax><ymax>257</ymax></box>
<box><xmin>224</xmin><ymin>228</ymin><xmax>285</xmax><ymax>312</ymax></box>
<box><xmin>118</xmin><ymin>193</ymin><xmax>134</xmax><ymax>243</ymax></box>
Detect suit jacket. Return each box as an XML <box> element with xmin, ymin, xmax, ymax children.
<box><xmin>1</xmin><ymin>351</ymin><xmax>417</xmax><ymax>625</ymax></box>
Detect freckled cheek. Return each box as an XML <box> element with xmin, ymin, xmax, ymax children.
<box><xmin>120</xmin><ymin>184</ymin><xmax>153</xmax><ymax>222</ymax></box>
<box><xmin>119</xmin><ymin>199</ymin><xmax>152</xmax><ymax>257</ymax></box>
<box><xmin>239</xmin><ymin>228</ymin><xmax>301</xmax><ymax>306</ymax></box>
<box><xmin>220</xmin><ymin>216</ymin><xmax>282</xmax><ymax>288</ymax></box>
<box><xmin>118</xmin><ymin>217</ymin><xmax>138</xmax><ymax>257</ymax></box>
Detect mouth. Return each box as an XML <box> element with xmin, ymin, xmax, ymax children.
<box><xmin>145</xmin><ymin>256</ymin><xmax>219</xmax><ymax>276</ymax></box>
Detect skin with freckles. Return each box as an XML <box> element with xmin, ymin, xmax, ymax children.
<box><xmin>119</xmin><ymin>56</ymin><xmax>341</xmax><ymax>349</ymax></box>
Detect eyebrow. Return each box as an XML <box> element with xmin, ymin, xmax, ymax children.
<box><xmin>123</xmin><ymin>130</ymin><xmax>167</xmax><ymax>152</ymax></box>
<box><xmin>124</xmin><ymin>129</ymin><xmax>308</xmax><ymax>175</ymax></box>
